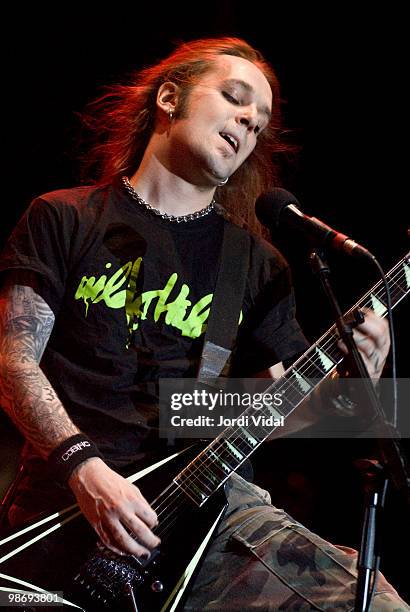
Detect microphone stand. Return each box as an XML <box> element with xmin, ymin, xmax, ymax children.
<box><xmin>309</xmin><ymin>249</ymin><xmax>410</xmax><ymax>612</ymax></box>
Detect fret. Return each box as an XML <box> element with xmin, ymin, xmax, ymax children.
<box><xmin>174</xmin><ymin>477</ymin><xmax>208</xmax><ymax>506</ymax></box>
<box><xmin>291</xmin><ymin>368</ymin><xmax>313</xmax><ymax>394</ymax></box>
<box><xmin>204</xmin><ymin>447</ymin><xmax>231</xmax><ymax>477</ymax></box>
<box><xmin>179</xmin><ymin>462</ymin><xmax>216</xmax><ymax>496</ymax></box>
<box><xmin>174</xmin><ymin>438</ymin><xmax>249</xmax><ymax>505</ymax></box>
<box><xmin>269</xmin><ymin>392</ymin><xmax>294</xmax><ymax>418</ymax></box>
<box><xmin>238</xmin><ymin>426</ymin><xmax>259</xmax><ymax>449</ymax></box>
<box><xmin>228</xmin><ymin>429</ymin><xmax>257</xmax><ymax>455</ymax></box>
<box><xmin>223</xmin><ymin>439</ymin><xmax>245</xmax><ymax>462</ymax></box>
<box><xmin>369</xmin><ymin>293</ymin><xmax>387</xmax><ymax>317</ymax></box>
<box><xmin>205</xmin><ymin>440</ymin><xmax>241</xmax><ymax>473</ymax></box>
<box><xmin>381</xmin><ymin>281</ymin><xmax>399</xmax><ymax>303</ymax></box>
<box><xmin>249</xmin><ymin>415</ymin><xmax>283</xmax><ymax>440</ymax></box>
<box><xmin>357</xmin><ymin>255</ymin><xmax>410</xmax><ymax>313</ymax></box>
<box><xmin>247</xmin><ymin>418</ymin><xmax>271</xmax><ymax>438</ymax></box>
<box><xmin>259</xmin><ymin>383</ymin><xmax>293</xmax><ymax>418</ymax></box>
<box><xmin>280</xmin><ymin>376</ymin><xmax>307</xmax><ymax>401</ymax></box>
<box><xmin>323</xmin><ymin>335</ymin><xmax>344</xmax><ymax>364</ymax></box>
<box><xmin>315</xmin><ymin>346</ymin><xmax>335</xmax><ymax>372</ymax></box>
<box><xmin>386</xmin><ymin>266</ymin><xmax>408</xmax><ymax>299</ymax></box>
<box><xmin>294</xmin><ymin>353</ymin><xmax>329</xmax><ymax>379</ymax></box>
<box><xmin>292</xmin><ymin>361</ymin><xmax>323</xmax><ymax>381</ymax></box>
<box><xmin>206</xmin><ymin>446</ymin><xmax>232</xmax><ymax>474</ymax></box>
<box><xmin>214</xmin><ymin>443</ymin><xmax>237</xmax><ymax>471</ymax></box>
<box><xmin>403</xmin><ymin>259</ymin><xmax>410</xmax><ymax>289</ymax></box>
<box><xmin>174</xmin><ymin>450</ymin><xmax>223</xmax><ymax>505</ymax></box>
<box><xmin>198</xmin><ymin>449</ymin><xmax>229</xmax><ymax>487</ymax></box>
<box><xmin>263</xmin><ymin>397</ymin><xmax>286</xmax><ymax>420</ymax></box>
<box><xmin>197</xmin><ymin>467</ymin><xmax>220</xmax><ymax>493</ymax></box>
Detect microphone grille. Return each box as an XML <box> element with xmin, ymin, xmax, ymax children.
<box><xmin>255</xmin><ymin>188</ymin><xmax>301</xmax><ymax>229</ymax></box>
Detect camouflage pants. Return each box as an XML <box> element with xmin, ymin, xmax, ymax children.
<box><xmin>185</xmin><ymin>473</ymin><xmax>409</xmax><ymax>611</ymax></box>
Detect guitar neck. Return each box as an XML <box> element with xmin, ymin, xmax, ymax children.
<box><xmin>174</xmin><ymin>252</ymin><xmax>410</xmax><ymax>506</ymax></box>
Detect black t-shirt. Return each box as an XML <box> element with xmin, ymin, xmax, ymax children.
<box><xmin>0</xmin><ymin>181</ymin><xmax>308</xmax><ymax>510</ymax></box>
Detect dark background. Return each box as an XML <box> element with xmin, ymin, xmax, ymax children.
<box><xmin>1</xmin><ymin>3</ymin><xmax>409</xmax><ymax>601</ymax></box>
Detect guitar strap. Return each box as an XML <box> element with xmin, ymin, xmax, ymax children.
<box><xmin>197</xmin><ymin>221</ymin><xmax>250</xmax><ymax>380</ymax></box>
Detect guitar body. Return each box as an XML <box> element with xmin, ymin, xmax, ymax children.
<box><xmin>0</xmin><ymin>444</ymin><xmax>228</xmax><ymax>611</ymax></box>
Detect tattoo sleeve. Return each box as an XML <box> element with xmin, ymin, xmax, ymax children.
<box><xmin>0</xmin><ymin>283</ymin><xmax>79</xmax><ymax>458</ymax></box>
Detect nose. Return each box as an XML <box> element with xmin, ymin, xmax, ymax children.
<box><xmin>237</xmin><ymin>104</ymin><xmax>258</xmax><ymax>132</ymax></box>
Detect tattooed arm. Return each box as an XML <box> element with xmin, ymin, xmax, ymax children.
<box><xmin>0</xmin><ymin>282</ymin><xmax>159</xmax><ymax>556</ymax></box>
<box><xmin>0</xmin><ymin>281</ymin><xmax>79</xmax><ymax>455</ymax></box>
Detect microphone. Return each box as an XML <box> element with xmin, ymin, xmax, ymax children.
<box><xmin>255</xmin><ymin>188</ymin><xmax>373</xmax><ymax>259</ymax></box>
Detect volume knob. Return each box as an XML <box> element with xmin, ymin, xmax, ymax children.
<box><xmin>151</xmin><ymin>580</ymin><xmax>164</xmax><ymax>593</ymax></box>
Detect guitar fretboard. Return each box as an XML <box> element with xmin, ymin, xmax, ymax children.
<box><xmin>174</xmin><ymin>253</ymin><xmax>410</xmax><ymax>506</ymax></box>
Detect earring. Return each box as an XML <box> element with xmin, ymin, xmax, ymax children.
<box><xmin>217</xmin><ymin>177</ymin><xmax>228</xmax><ymax>186</ymax></box>
<box><xmin>168</xmin><ymin>108</ymin><xmax>174</xmax><ymax>122</ymax></box>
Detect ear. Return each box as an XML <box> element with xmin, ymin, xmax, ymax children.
<box><xmin>156</xmin><ymin>81</ymin><xmax>180</xmax><ymax>117</ymax></box>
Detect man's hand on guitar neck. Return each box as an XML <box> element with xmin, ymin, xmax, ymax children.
<box><xmin>68</xmin><ymin>456</ymin><xmax>160</xmax><ymax>557</ymax></box>
<box><xmin>337</xmin><ymin>308</ymin><xmax>391</xmax><ymax>380</ymax></box>
<box><xmin>257</xmin><ymin>309</ymin><xmax>391</xmax><ymax>437</ymax></box>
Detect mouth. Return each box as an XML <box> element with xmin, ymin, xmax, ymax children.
<box><xmin>219</xmin><ymin>132</ymin><xmax>239</xmax><ymax>154</ymax></box>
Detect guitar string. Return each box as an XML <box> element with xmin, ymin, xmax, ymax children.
<box><xmin>136</xmin><ymin>262</ymin><xmax>409</xmax><ymax>541</ymax></box>
<box><xmin>152</xmin><ymin>487</ymin><xmax>192</xmax><ymax>539</ymax></box>
<box><xmin>150</xmin><ymin>262</ymin><xmax>408</xmax><ymax>534</ymax></box>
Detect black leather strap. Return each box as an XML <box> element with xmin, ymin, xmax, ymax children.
<box><xmin>198</xmin><ymin>222</ymin><xmax>250</xmax><ymax>380</ymax></box>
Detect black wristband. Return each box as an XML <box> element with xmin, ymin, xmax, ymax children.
<box><xmin>48</xmin><ymin>434</ymin><xmax>103</xmax><ymax>484</ymax></box>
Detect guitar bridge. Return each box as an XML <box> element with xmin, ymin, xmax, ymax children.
<box><xmin>74</xmin><ymin>546</ymin><xmax>147</xmax><ymax>609</ymax></box>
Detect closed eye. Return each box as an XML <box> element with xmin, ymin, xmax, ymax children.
<box><xmin>223</xmin><ymin>90</ymin><xmax>264</xmax><ymax>135</ymax></box>
<box><xmin>222</xmin><ymin>91</ymin><xmax>240</xmax><ymax>105</ymax></box>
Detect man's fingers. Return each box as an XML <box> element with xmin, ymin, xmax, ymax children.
<box><xmin>96</xmin><ymin>521</ymin><xmax>160</xmax><ymax>557</ymax></box>
<box><xmin>355</xmin><ymin>309</ymin><xmax>390</xmax><ymax>350</ymax></box>
<box><xmin>134</xmin><ymin>489</ymin><xmax>159</xmax><ymax>528</ymax></box>
<box><xmin>351</xmin><ymin>330</ymin><xmax>376</xmax><ymax>358</ymax></box>
<box><xmin>337</xmin><ymin>308</ymin><xmax>390</xmax><ymax>360</ymax></box>
<box><xmin>96</xmin><ymin>495</ymin><xmax>160</xmax><ymax>556</ymax></box>
<box><xmin>122</xmin><ymin>513</ymin><xmax>161</xmax><ymax>549</ymax></box>
<box><xmin>95</xmin><ymin>519</ymin><xmax>128</xmax><ymax>557</ymax></box>
<box><xmin>70</xmin><ymin>460</ymin><xmax>161</xmax><ymax>556</ymax></box>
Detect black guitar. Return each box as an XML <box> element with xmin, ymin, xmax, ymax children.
<box><xmin>0</xmin><ymin>252</ymin><xmax>409</xmax><ymax>611</ymax></box>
